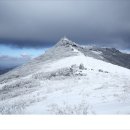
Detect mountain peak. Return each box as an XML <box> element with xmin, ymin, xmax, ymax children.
<box><xmin>61</xmin><ymin>36</ymin><xmax>70</xmax><ymax>41</ymax></box>
<box><xmin>55</xmin><ymin>37</ymin><xmax>78</xmax><ymax>47</ymax></box>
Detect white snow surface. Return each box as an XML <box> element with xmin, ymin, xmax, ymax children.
<box><xmin>0</xmin><ymin>44</ymin><xmax>130</xmax><ymax>114</ymax></box>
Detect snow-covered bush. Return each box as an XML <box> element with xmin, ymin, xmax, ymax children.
<box><xmin>104</xmin><ymin>71</ymin><xmax>109</xmax><ymax>73</ymax></box>
<box><xmin>33</xmin><ymin>65</ymin><xmax>86</xmax><ymax>80</ymax></box>
<box><xmin>98</xmin><ymin>69</ymin><xmax>103</xmax><ymax>72</ymax></box>
<box><xmin>32</xmin><ymin>68</ymin><xmax>71</xmax><ymax>80</ymax></box>
<box><xmin>98</xmin><ymin>69</ymin><xmax>109</xmax><ymax>73</ymax></box>
<box><xmin>48</xmin><ymin>102</ymin><xmax>89</xmax><ymax>114</ymax></box>
<box><xmin>79</xmin><ymin>63</ymin><xmax>84</xmax><ymax>70</ymax></box>
<box><xmin>71</xmin><ymin>64</ymin><xmax>78</xmax><ymax>69</ymax></box>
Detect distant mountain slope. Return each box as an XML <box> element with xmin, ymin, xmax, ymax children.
<box><xmin>0</xmin><ymin>67</ymin><xmax>15</xmax><ymax>75</ymax></box>
<box><xmin>56</xmin><ymin>38</ymin><xmax>130</xmax><ymax>69</ymax></box>
<box><xmin>88</xmin><ymin>47</ymin><xmax>130</xmax><ymax>69</ymax></box>
<box><xmin>0</xmin><ymin>37</ymin><xmax>130</xmax><ymax>114</ymax></box>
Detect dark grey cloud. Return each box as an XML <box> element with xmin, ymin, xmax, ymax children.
<box><xmin>0</xmin><ymin>38</ymin><xmax>53</xmax><ymax>48</ymax></box>
<box><xmin>0</xmin><ymin>0</ymin><xmax>130</xmax><ymax>49</ymax></box>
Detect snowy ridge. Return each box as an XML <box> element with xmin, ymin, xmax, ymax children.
<box><xmin>0</xmin><ymin>37</ymin><xmax>130</xmax><ymax>114</ymax></box>
<box><xmin>55</xmin><ymin>37</ymin><xmax>79</xmax><ymax>47</ymax></box>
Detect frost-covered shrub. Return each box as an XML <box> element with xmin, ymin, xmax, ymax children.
<box><xmin>0</xmin><ymin>79</ymin><xmax>40</xmax><ymax>102</ymax></box>
<box><xmin>49</xmin><ymin>72</ymin><xmax>56</xmax><ymax>78</ymax></box>
<box><xmin>98</xmin><ymin>69</ymin><xmax>103</xmax><ymax>72</ymax></box>
<box><xmin>0</xmin><ymin>74</ymin><xmax>20</xmax><ymax>84</ymax></box>
<box><xmin>48</xmin><ymin>101</ymin><xmax>89</xmax><ymax>115</ymax></box>
<box><xmin>2</xmin><ymin>80</ymin><xmax>38</xmax><ymax>92</ymax></box>
<box><xmin>98</xmin><ymin>69</ymin><xmax>108</xmax><ymax>73</ymax></box>
<box><xmin>71</xmin><ymin>64</ymin><xmax>78</xmax><ymax>69</ymax></box>
<box><xmin>33</xmin><ymin>67</ymin><xmax>74</xmax><ymax>80</ymax></box>
<box><xmin>33</xmin><ymin>65</ymin><xmax>86</xmax><ymax>80</ymax></box>
<box><xmin>104</xmin><ymin>71</ymin><xmax>109</xmax><ymax>73</ymax></box>
<box><xmin>79</xmin><ymin>63</ymin><xmax>84</xmax><ymax>70</ymax></box>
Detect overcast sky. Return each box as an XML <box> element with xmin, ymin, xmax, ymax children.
<box><xmin>0</xmin><ymin>0</ymin><xmax>130</xmax><ymax>49</ymax></box>
<box><xmin>0</xmin><ymin>0</ymin><xmax>130</xmax><ymax>68</ymax></box>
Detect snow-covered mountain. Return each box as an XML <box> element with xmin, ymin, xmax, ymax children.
<box><xmin>0</xmin><ymin>37</ymin><xmax>130</xmax><ymax>114</ymax></box>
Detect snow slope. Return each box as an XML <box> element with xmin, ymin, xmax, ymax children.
<box><xmin>0</xmin><ymin>37</ymin><xmax>130</xmax><ymax>114</ymax></box>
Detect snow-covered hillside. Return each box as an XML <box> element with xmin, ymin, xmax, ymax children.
<box><xmin>0</xmin><ymin>37</ymin><xmax>130</xmax><ymax>114</ymax></box>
